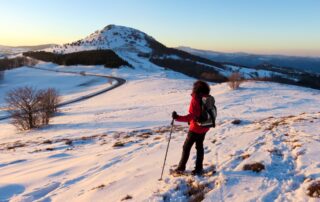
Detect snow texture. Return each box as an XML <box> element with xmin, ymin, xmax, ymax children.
<box><xmin>1</xmin><ymin>59</ymin><xmax>320</xmax><ymax>202</ymax></box>
<box><xmin>1</xmin><ymin>25</ymin><xmax>320</xmax><ymax>202</ymax></box>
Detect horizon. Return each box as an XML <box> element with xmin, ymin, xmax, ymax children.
<box><xmin>1</xmin><ymin>0</ymin><xmax>320</xmax><ymax>57</ymax></box>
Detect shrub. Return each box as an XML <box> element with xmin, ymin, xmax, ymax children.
<box><xmin>243</xmin><ymin>162</ymin><xmax>265</xmax><ymax>173</ymax></box>
<box><xmin>38</xmin><ymin>88</ymin><xmax>60</xmax><ymax>125</ymax></box>
<box><xmin>65</xmin><ymin>139</ymin><xmax>73</xmax><ymax>146</ymax></box>
<box><xmin>307</xmin><ymin>181</ymin><xmax>320</xmax><ymax>198</ymax></box>
<box><xmin>228</xmin><ymin>72</ymin><xmax>243</xmax><ymax>90</ymax></box>
<box><xmin>5</xmin><ymin>86</ymin><xmax>60</xmax><ymax>130</ymax></box>
<box><xmin>121</xmin><ymin>195</ymin><xmax>133</xmax><ymax>201</ymax></box>
<box><xmin>113</xmin><ymin>141</ymin><xmax>125</xmax><ymax>147</ymax></box>
<box><xmin>6</xmin><ymin>86</ymin><xmax>42</xmax><ymax>130</ymax></box>
<box><xmin>43</xmin><ymin>140</ymin><xmax>52</xmax><ymax>144</ymax></box>
<box><xmin>92</xmin><ymin>184</ymin><xmax>106</xmax><ymax>190</ymax></box>
<box><xmin>231</xmin><ymin>119</ymin><xmax>241</xmax><ymax>125</ymax></box>
<box><xmin>241</xmin><ymin>154</ymin><xmax>251</xmax><ymax>160</ymax></box>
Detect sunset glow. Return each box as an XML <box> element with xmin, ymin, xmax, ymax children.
<box><xmin>1</xmin><ymin>0</ymin><xmax>319</xmax><ymax>57</ymax></box>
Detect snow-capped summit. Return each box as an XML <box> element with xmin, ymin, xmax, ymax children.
<box><xmin>42</xmin><ymin>25</ymin><xmax>320</xmax><ymax>90</ymax></box>
<box><xmin>47</xmin><ymin>25</ymin><xmax>155</xmax><ymax>54</ymax></box>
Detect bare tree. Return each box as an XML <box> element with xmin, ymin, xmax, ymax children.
<box><xmin>5</xmin><ymin>86</ymin><xmax>60</xmax><ymax>130</ymax></box>
<box><xmin>38</xmin><ymin>88</ymin><xmax>60</xmax><ymax>125</ymax></box>
<box><xmin>228</xmin><ymin>72</ymin><xmax>243</xmax><ymax>90</ymax></box>
<box><xmin>6</xmin><ymin>87</ymin><xmax>43</xmax><ymax>130</ymax></box>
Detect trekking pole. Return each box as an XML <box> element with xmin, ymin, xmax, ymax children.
<box><xmin>159</xmin><ymin>119</ymin><xmax>174</xmax><ymax>181</ymax></box>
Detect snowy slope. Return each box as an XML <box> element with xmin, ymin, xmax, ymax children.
<box><xmin>46</xmin><ymin>25</ymin><xmax>153</xmax><ymax>54</ymax></box>
<box><xmin>1</xmin><ymin>25</ymin><xmax>320</xmax><ymax>202</ymax></box>
<box><xmin>0</xmin><ymin>44</ymin><xmax>55</xmax><ymax>58</ymax></box>
<box><xmin>1</xmin><ymin>62</ymin><xmax>320</xmax><ymax>201</ymax></box>
<box><xmin>0</xmin><ymin>66</ymin><xmax>112</xmax><ymax>118</ymax></box>
<box><xmin>42</xmin><ymin>25</ymin><xmax>320</xmax><ymax>89</ymax></box>
<box><xmin>178</xmin><ymin>46</ymin><xmax>320</xmax><ymax>74</ymax></box>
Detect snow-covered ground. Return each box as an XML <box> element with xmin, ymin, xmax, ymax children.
<box><xmin>0</xmin><ymin>60</ymin><xmax>320</xmax><ymax>202</ymax></box>
<box><xmin>224</xmin><ymin>64</ymin><xmax>291</xmax><ymax>79</ymax></box>
<box><xmin>0</xmin><ymin>66</ymin><xmax>112</xmax><ymax>117</ymax></box>
<box><xmin>43</xmin><ymin>24</ymin><xmax>308</xmax><ymax>84</ymax></box>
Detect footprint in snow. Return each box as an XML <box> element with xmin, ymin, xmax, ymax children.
<box><xmin>0</xmin><ymin>159</ymin><xmax>27</xmax><ymax>168</ymax></box>
<box><xmin>204</xmin><ymin>146</ymin><xmax>211</xmax><ymax>154</ymax></box>
<box><xmin>20</xmin><ymin>182</ymin><xmax>60</xmax><ymax>201</ymax></box>
<box><xmin>48</xmin><ymin>153</ymin><xmax>72</xmax><ymax>159</ymax></box>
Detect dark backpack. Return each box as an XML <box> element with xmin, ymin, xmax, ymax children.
<box><xmin>198</xmin><ymin>95</ymin><xmax>217</xmax><ymax>128</ymax></box>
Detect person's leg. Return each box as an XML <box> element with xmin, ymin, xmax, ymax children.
<box><xmin>177</xmin><ymin>131</ymin><xmax>196</xmax><ymax>171</ymax></box>
<box><xmin>195</xmin><ymin>133</ymin><xmax>206</xmax><ymax>172</ymax></box>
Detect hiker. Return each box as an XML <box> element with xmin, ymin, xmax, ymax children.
<box><xmin>172</xmin><ymin>80</ymin><xmax>216</xmax><ymax>175</ymax></box>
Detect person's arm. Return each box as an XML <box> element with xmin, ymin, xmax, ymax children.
<box><xmin>175</xmin><ymin>113</ymin><xmax>193</xmax><ymax>122</ymax></box>
<box><xmin>175</xmin><ymin>97</ymin><xmax>199</xmax><ymax>122</ymax></box>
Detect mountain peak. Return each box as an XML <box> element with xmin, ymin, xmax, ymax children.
<box><xmin>48</xmin><ymin>24</ymin><xmax>156</xmax><ymax>54</ymax></box>
<box><xmin>102</xmin><ymin>24</ymin><xmax>116</xmax><ymax>31</ymax></box>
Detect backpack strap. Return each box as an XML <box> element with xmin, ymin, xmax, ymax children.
<box><xmin>196</xmin><ymin>95</ymin><xmax>203</xmax><ymax>121</ymax></box>
<box><xmin>208</xmin><ymin>106</ymin><xmax>216</xmax><ymax>128</ymax></box>
<box><xmin>203</xmin><ymin>96</ymin><xmax>216</xmax><ymax>128</ymax></box>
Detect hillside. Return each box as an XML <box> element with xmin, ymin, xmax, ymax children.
<box><xmin>0</xmin><ymin>62</ymin><xmax>320</xmax><ymax>201</ymax></box>
<box><xmin>0</xmin><ymin>44</ymin><xmax>56</xmax><ymax>58</ymax></box>
<box><xmin>178</xmin><ymin>46</ymin><xmax>320</xmax><ymax>74</ymax></box>
<box><xmin>22</xmin><ymin>25</ymin><xmax>320</xmax><ymax>89</ymax></box>
<box><xmin>0</xmin><ymin>66</ymin><xmax>113</xmax><ymax>118</ymax></box>
<box><xmin>0</xmin><ymin>44</ymin><xmax>56</xmax><ymax>50</ymax></box>
<box><xmin>23</xmin><ymin>50</ymin><xmax>130</xmax><ymax>68</ymax></box>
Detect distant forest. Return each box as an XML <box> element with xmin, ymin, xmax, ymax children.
<box><xmin>0</xmin><ymin>57</ymin><xmax>38</xmax><ymax>71</ymax></box>
<box><xmin>1</xmin><ymin>47</ymin><xmax>319</xmax><ymax>90</ymax></box>
<box><xmin>23</xmin><ymin>50</ymin><xmax>131</xmax><ymax>68</ymax></box>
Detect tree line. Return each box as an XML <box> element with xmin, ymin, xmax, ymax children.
<box><xmin>0</xmin><ymin>57</ymin><xmax>38</xmax><ymax>71</ymax></box>
<box><xmin>23</xmin><ymin>50</ymin><xmax>131</xmax><ymax>68</ymax></box>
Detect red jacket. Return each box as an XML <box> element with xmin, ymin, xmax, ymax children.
<box><xmin>176</xmin><ymin>94</ymin><xmax>210</xmax><ymax>134</ymax></box>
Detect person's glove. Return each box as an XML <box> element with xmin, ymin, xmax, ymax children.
<box><xmin>172</xmin><ymin>111</ymin><xmax>178</xmax><ymax>119</ymax></box>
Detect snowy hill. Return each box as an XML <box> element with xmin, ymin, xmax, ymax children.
<box><xmin>178</xmin><ymin>46</ymin><xmax>320</xmax><ymax>74</ymax></box>
<box><xmin>40</xmin><ymin>25</ymin><xmax>320</xmax><ymax>89</ymax></box>
<box><xmin>1</xmin><ymin>62</ymin><xmax>320</xmax><ymax>201</ymax></box>
<box><xmin>1</xmin><ymin>25</ymin><xmax>320</xmax><ymax>201</ymax></box>
<box><xmin>0</xmin><ymin>44</ymin><xmax>55</xmax><ymax>58</ymax></box>
<box><xmin>46</xmin><ymin>25</ymin><xmax>153</xmax><ymax>54</ymax></box>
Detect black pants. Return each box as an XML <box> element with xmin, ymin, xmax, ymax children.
<box><xmin>178</xmin><ymin>131</ymin><xmax>206</xmax><ymax>171</ymax></box>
